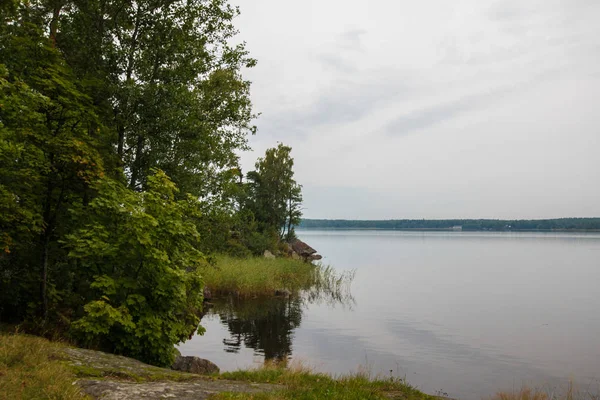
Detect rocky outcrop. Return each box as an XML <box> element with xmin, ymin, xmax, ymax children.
<box><xmin>78</xmin><ymin>378</ymin><xmax>281</xmax><ymax>400</ymax></box>
<box><xmin>172</xmin><ymin>355</ymin><xmax>219</xmax><ymax>375</ymax></box>
<box><xmin>290</xmin><ymin>239</ymin><xmax>317</xmax><ymax>257</ymax></box>
<box><xmin>63</xmin><ymin>346</ymin><xmax>281</xmax><ymax>399</ymax></box>
<box><xmin>289</xmin><ymin>239</ymin><xmax>322</xmax><ymax>262</ymax></box>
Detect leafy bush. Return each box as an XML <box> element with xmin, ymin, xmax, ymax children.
<box><xmin>65</xmin><ymin>171</ymin><xmax>206</xmax><ymax>367</ymax></box>
<box><xmin>243</xmin><ymin>229</ymin><xmax>279</xmax><ymax>256</ymax></box>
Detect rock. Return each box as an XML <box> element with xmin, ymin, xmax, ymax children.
<box><xmin>263</xmin><ymin>250</ymin><xmax>276</xmax><ymax>259</ymax></box>
<box><xmin>290</xmin><ymin>239</ymin><xmax>317</xmax><ymax>257</ymax></box>
<box><xmin>291</xmin><ymin>251</ymin><xmax>300</xmax><ymax>260</ymax></box>
<box><xmin>77</xmin><ymin>379</ymin><xmax>281</xmax><ymax>400</ymax></box>
<box><xmin>308</xmin><ymin>254</ymin><xmax>322</xmax><ymax>261</ymax></box>
<box><xmin>172</xmin><ymin>355</ymin><xmax>220</xmax><ymax>375</ymax></box>
<box><xmin>203</xmin><ymin>286</ymin><xmax>212</xmax><ymax>301</ymax></box>
<box><xmin>283</xmin><ymin>242</ymin><xmax>294</xmax><ymax>255</ymax></box>
<box><xmin>274</xmin><ymin>289</ymin><xmax>291</xmax><ymax>297</ymax></box>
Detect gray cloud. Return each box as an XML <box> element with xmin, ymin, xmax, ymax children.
<box><xmin>315</xmin><ymin>53</ymin><xmax>357</xmax><ymax>73</ymax></box>
<box><xmin>256</xmin><ymin>75</ymin><xmax>413</xmax><ymax>138</ymax></box>
<box><xmin>338</xmin><ymin>28</ymin><xmax>367</xmax><ymax>51</ymax></box>
<box><xmin>382</xmin><ymin>66</ymin><xmax>569</xmax><ymax>136</ymax></box>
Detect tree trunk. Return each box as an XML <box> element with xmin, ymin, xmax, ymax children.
<box><xmin>117</xmin><ymin>125</ymin><xmax>124</xmax><ymax>160</ymax></box>
<box><xmin>40</xmin><ymin>233</ymin><xmax>50</xmax><ymax>322</ymax></box>
<box><xmin>129</xmin><ymin>135</ymin><xmax>144</xmax><ymax>189</ymax></box>
<box><xmin>40</xmin><ymin>172</ymin><xmax>54</xmax><ymax>323</ymax></box>
<box><xmin>49</xmin><ymin>3</ymin><xmax>62</xmax><ymax>47</ymax></box>
<box><xmin>286</xmin><ymin>195</ymin><xmax>292</xmax><ymax>239</ymax></box>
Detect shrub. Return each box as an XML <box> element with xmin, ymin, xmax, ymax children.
<box><xmin>65</xmin><ymin>171</ymin><xmax>205</xmax><ymax>367</ymax></box>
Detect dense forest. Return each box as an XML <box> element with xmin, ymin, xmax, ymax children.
<box><xmin>0</xmin><ymin>0</ymin><xmax>302</xmax><ymax>366</ymax></box>
<box><xmin>299</xmin><ymin>218</ymin><xmax>600</xmax><ymax>231</ymax></box>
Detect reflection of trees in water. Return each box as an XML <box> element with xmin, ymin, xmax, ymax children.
<box><xmin>206</xmin><ymin>266</ymin><xmax>355</xmax><ymax>363</ymax></box>
<box><xmin>211</xmin><ymin>297</ymin><xmax>303</xmax><ymax>362</ymax></box>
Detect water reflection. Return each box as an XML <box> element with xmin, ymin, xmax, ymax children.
<box><xmin>210</xmin><ymin>297</ymin><xmax>303</xmax><ymax>362</ymax></box>
<box><xmin>205</xmin><ymin>270</ymin><xmax>355</xmax><ymax>363</ymax></box>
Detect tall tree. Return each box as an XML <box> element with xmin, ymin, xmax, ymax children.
<box><xmin>56</xmin><ymin>0</ymin><xmax>257</xmax><ymax>196</ymax></box>
<box><xmin>247</xmin><ymin>143</ymin><xmax>303</xmax><ymax>240</ymax></box>
<box><xmin>0</xmin><ymin>5</ymin><xmax>105</xmax><ymax>321</ymax></box>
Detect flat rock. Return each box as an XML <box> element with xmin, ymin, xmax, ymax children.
<box><xmin>78</xmin><ymin>379</ymin><xmax>281</xmax><ymax>400</ymax></box>
<box><xmin>63</xmin><ymin>347</ymin><xmax>195</xmax><ymax>380</ymax></box>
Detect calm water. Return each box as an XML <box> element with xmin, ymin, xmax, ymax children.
<box><xmin>179</xmin><ymin>230</ymin><xmax>600</xmax><ymax>399</ymax></box>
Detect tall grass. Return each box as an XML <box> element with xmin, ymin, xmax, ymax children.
<box><xmin>214</xmin><ymin>361</ymin><xmax>434</xmax><ymax>400</ymax></box>
<box><xmin>0</xmin><ymin>333</ymin><xmax>84</xmax><ymax>400</ymax></box>
<box><xmin>201</xmin><ymin>255</ymin><xmax>354</xmax><ymax>300</ymax></box>
<box><xmin>492</xmin><ymin>383</ymin><xmax>599</xmax><ymax>400</ymax></box>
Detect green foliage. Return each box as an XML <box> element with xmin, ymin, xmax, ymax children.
<box><xmin>0</xmin><ymin>0</ymin><xmax>305</xmax><ymax>370</ymax></box>
<box><xmin>65</xmin><ymin>170</ymin><xmax>206</xmax><ymax>367</ymax></box>
<box><xmin>0</xmin><ymin>9</ymin><xmax>106</xmax><ymax>321</ymax></box>
<box><xmin>56</xmin><ymin>0</ymin><xmax>257</xmax><ymax>196</ymax></box>
<box><xmin>246</xmin><ymin>144</ymin><xmax>303</xmax><ymax>240</ymax></box>
<box><xmin>243</xmin><ymin>229</ymin><xmax>280</xmax><ymax>256</ymax></box>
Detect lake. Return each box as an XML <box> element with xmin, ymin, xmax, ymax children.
<box><xmin>178</xmin><ymin>230</ymin><xmax>600</xmax><ymax>399</ymax></box>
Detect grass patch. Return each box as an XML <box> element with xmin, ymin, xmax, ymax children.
<box><xmin>202</xmin><ymin>255</ymin><xmax>353</xmax><ymax>299</ymax></box>
<box><xmin>212</xmin><ymin>362</ymin><xmax>435</xmax><ymax>400</ymax></box>
<box><xmin>492</xmin><ymin>384</ymin><xmax>599</xmax><ymax>400</ymax></box>
<box><xmin>0</xmin><ymin>333</ymin><xmax>85</xmax><ymax>400</ymax></box>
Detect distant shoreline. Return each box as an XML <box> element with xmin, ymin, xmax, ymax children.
<box><xmin>298</xmin><ymin>218</ymin><xmax>600</xmax><ymax>232</ymax></box>
<box><xmin>297</xmin><ymin>227</ymin><xmax>600</xmax><ymax>232</ymax></box>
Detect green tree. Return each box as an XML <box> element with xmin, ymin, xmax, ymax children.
<box><xmin>0</xmin><ymin>6</ymin><xmax>105</xmax><ymax>321</ymax></box>
<box><xmin>55</xmin><ymin>0</ymin><xmax>257</xmax><ymax>197</ymax></box>
<box><xmin>284</xmin><ymin>182</ymin><xmax>302</xmax><ymax>242</ymax></box>
<box><xmin>246</xmin><ymin>143</ymin><xmax>303</xmax><ymax>241</ymax></box>
<box><xmin>0</xmin><ymin>0</ymin><xmax>267</xmax><ymax>367</ymax></box>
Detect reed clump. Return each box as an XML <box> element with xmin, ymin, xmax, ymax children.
<box><xmin>201</xmin><ymin>255</ymin><xmax>354</xmax><ymax>300</ymax></box>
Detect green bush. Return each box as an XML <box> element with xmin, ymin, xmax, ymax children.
<box><xmin>65</xmin><ymin>171</ymin><xmax>206</xmax><ymax>367</ymax></box>
<box><xmin>244</xmin><ymin>229</ymin><xmax>279</xmax><ymax>256</ymax></box>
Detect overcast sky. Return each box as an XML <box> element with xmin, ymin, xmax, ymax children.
<box><xmin>234</xmin><ymin>0</ymin><xmax>600</xmax><ymax>220</ymax></box>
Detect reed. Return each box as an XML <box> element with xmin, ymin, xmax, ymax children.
<box><xmin>201</xmin><ymin>255</ymin><xmax>354</xmax><ymax>300</ymax></box>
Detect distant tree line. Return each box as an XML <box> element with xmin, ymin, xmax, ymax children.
<box><xmin>299</xmin><ymin>218</ymin><xmax>600</xmax><ymax>231</ymax></box>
